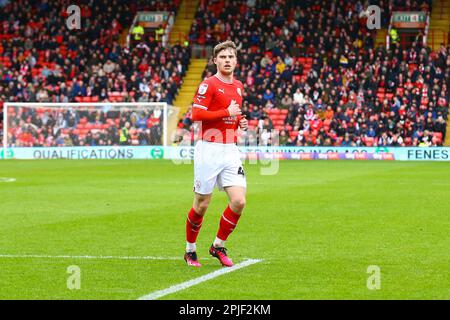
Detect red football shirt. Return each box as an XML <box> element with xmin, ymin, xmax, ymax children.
<box><xmin>192</xmin><ymin>74</ymin><xmax>244</xmax><ymax>144</ymax></box>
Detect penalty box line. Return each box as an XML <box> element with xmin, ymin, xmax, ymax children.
<box><xmin>138</xmin><ymin>259</ymin><xmax>263</xmax><ymax>300</ymax></box>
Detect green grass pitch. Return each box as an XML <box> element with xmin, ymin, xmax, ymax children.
<box><xmin>0</xmin><ymin>159</ymin><xmax>449</xmax><ymax>299</ymax></box>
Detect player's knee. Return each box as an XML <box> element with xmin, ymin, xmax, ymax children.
<box><xmin>194</xmin><ymin>198</ymin><xmax>210</xmax><ymax>215</ymax></box>
<box><xmin>231</xmin><ymin>197</ymin><xmax>246</xmax><ymax>212</ymax></box>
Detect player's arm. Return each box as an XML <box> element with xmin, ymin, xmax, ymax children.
<box><xmin>192</xmin><ymin>107</ymin><xmax>228</xmax><ymax>121</ymax></box>
<box><xmin>192</xmin><ymin>100</ymin><xmax>241</xmax><ymax>121</ymax></box>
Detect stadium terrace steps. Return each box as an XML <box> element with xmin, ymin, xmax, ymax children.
<box><xmin>169</xmin><ymin>0</ymin><xmax>199</xmax><ymax>45</ymax></box>
<box><xmin>375</xmin><ymin>28</ymin><xmax>388</xmax><ymax>47</ymax></box>
<box><xmin>173</xmin><ymin>58</ymin><xmax>207</xmax><ymax>118</ymax></box>
<box><xmin>119</xmin><ymin>28</ymin><xmax>129</xmax><ymax>47</ymax></box>
<box><xmin>429</xmin><ymin>0</ymin><xmax>450</xmax><ymax>51</ymax></box>
<box><xmin>445</xmin><ymin>119</ymin><xmax>450</xmax><ymax>146</ymax></box>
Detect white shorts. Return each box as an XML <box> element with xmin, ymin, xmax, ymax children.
<box><xmin>193</xmin><ymin>140</ymin><xmax>247</xmax><ymax>195</ymax></box>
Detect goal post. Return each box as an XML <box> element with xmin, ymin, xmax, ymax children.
<box><xmin>3</xmin><ymin>102</ymin><xmax>179</xmax><ymax>152</ymax></box>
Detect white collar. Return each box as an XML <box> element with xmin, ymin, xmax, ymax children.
<box><xmin>214</xmin><ymin>73</ymin><xmax>234</xmax><ymax>84</ymax></box>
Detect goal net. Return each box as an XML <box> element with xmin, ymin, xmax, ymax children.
<box><xmin>3</xmin><ymin>102</ymin><xmax>179</xmax><ymax>150</ymax></box>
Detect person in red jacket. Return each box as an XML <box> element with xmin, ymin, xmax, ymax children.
<box><xmin>184</xmin><ymin>41</ymin><xmax>248</xmax><ymax>267</ymax></box>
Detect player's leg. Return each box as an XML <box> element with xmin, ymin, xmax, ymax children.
<box><xmin>184</xmin><ymin>192</ymin><xmax>212</xmax><ymax>267</ymax></box>
<box><xmin>209</xmin><ymin>186</ymin><xmax>246</xmax><ymax>266</ymax></box>
<box><xmin>186</xmin><ymin>192</ymin><xmax>212</xmax><ymax>251</ymax></box>
<box><xmin>209</xmin><ymin>150</ymin><xmax>247</xmax><ymax>267</ymax></box>
<box><xmin>185</xmin><ymin>140</ymin><xmax>219</xmax><ymax>267</ymax></box>
<box><xmin>215</xmin><ymin>185</ymin><xmax>246</xmax><ymax>245</ymax></box>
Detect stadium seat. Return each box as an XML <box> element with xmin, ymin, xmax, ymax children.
<box><xmin>268</xmin><ymin>108</ymin><xmax>281</xmax><ymax>114</ymax></box>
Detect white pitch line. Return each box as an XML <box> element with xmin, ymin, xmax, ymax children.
<box><xmin>138</xmin><ymin>259</ymin><xmax>263</xmax><ymax>300</ymax></box>
<box><xmin>0</xmin><ymin>254</ymin><xmax>185</xmax><ymax>261</ymax></box>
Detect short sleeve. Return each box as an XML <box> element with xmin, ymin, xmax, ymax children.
<box><xmin>192</xmin><ymin>81</ymin><xmax>214</xmax><ymax>110</ymax></box>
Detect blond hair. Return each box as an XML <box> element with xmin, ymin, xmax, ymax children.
<box><xmin>213</xmin><ymin>41</ymin><xmax>237</xmax><ymax>58</ymax></box>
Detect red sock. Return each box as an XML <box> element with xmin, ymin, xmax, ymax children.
<box><xmin>217</xmin><ymin>205</ymin><xmax>241</xmax><ymax>241</ymax></box>
<box><xmin>186</xmin><ymin>208</ymin><xmax>204</xmax><ymax>243</ymax></box>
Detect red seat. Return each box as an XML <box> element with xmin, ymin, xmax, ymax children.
<box><xmin>268</xmin><ymin>108</ymin><xmax>281</xmax><ymax>114</ymax></box>
<box><xmin>270</xmin><ymin>114</ymin><xmax>284</xmax><ymax>121</ymax></box>
<box><xmin>110</xmin><ymin>96</ymin><xmax>123</xmax><ymax>102</ymax></box>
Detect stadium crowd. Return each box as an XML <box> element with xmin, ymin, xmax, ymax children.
<box><xmin>178</xmin><ymin>0</ymin><xmax>448</xmax><ymax>147</ymax></box>
<box><xmin>1</xmin><ymin>0</ymin><xmax>448</xmax><ymax>148</ymax></box>
<box><xmin>7</xmin><ymin>107</ymin><xmax>165</xmax><ymax>147</ymax></box>
<box><xmin>0</xmin><ymin>0</ymin><xmax>187</xmax><ymax>146</ymax></box>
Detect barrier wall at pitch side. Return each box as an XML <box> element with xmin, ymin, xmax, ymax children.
<box><xmin>1</xmin><ymin>146</ymin><xmax>450</xmax><ymax>161</ymax></box>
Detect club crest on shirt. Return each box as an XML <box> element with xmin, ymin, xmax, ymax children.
<box><xmin>237</xmin><ymin>87</ymin><xmax>242</xmax><ymax>96</ymax></box>
<box><xmin>198</xmin><ymin>83</ymin><xmax>208</xmax><ymax>95</ymax></box>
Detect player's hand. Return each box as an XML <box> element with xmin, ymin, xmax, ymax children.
<box><xmin>227</xmin><ymin>100</ymin><xmax>242</xmax><ymax>117</ymax></box>
<box><xmin>239</xmin><ymin>115</ymin><xmax>248</xmax><ymax>131</ymax></box>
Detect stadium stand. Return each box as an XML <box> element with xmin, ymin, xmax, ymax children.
<box><xmin>0</xmin><ymin>0</ymin><xmax>448</xmax><ymax>147</ymax></box>
<box><xmin>177</xmin><ymin>0</ymin><xmax>449</xmax><ymax>147</ymax></box>
<box><xmin>0</xmin><ymin>0</ymin><xmax>187</xmax><ymax>146</ymax></box>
